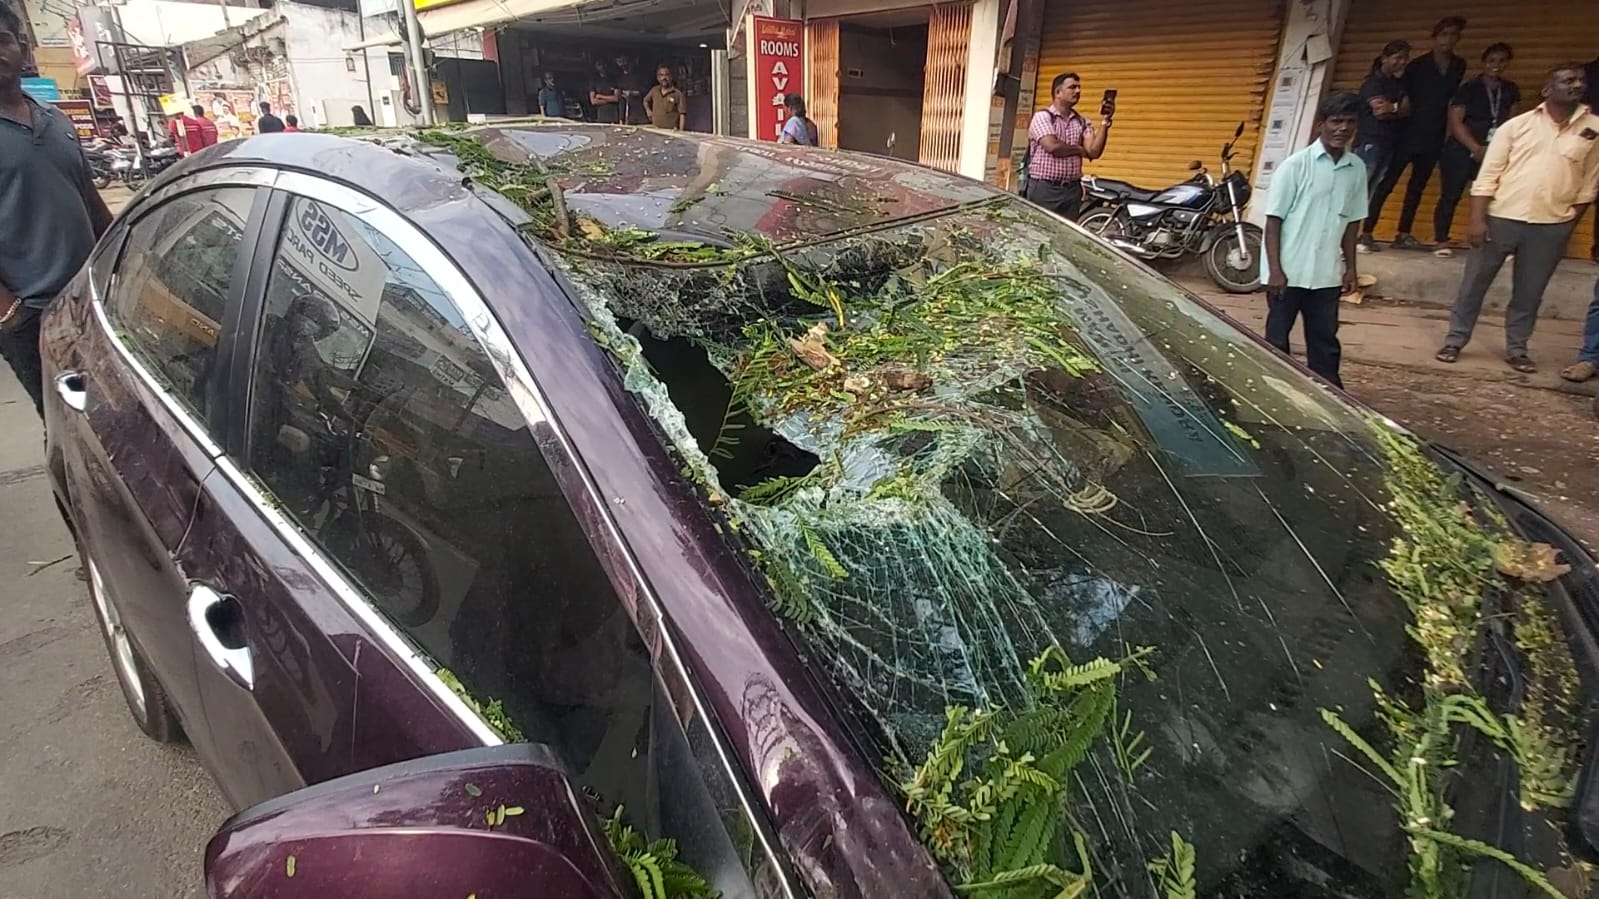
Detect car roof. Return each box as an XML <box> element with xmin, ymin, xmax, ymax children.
<box><xmin>185</xmin><ymin>122</ymin><xmax>1000</xmax><ymax>247</ymax></box>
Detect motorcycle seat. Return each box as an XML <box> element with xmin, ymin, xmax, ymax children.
<box><xmin>1088</xmin><ymin>178</ymin><xmax>1162</xmax><ymax>202</ymax></box>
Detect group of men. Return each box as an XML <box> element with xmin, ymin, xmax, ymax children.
<box><xmin>1268</xmin><ymin>33</ymin><xmax>1598</xmax><ymax>390</ymax></box>
<box><xmin>537</xmin><ymin>54</ymin><xmax>687</xmax><ymax>131</ymax></box>
<box><xmin>169</xmin><ymin>100</ymin><xmax>299</xmax><ymax>155</ymax></box>
<box><xmin>1023</xmin><ymin>26</ymin><xmax>1599</xmax><ymax>403</ymax></box>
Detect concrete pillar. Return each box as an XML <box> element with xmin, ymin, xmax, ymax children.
<box><xmin>958</xmin><ymin>0</ymin><xmax>1002</xmax><ymax>180</ymax></box>
<box><xmin>1247</xmin><ymin>0</ymin><xmax>1354</xmax><ymax>224</ymax></box>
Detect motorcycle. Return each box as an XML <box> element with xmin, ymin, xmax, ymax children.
<box><xmin>108</xmin><ymin>145</ymin><xmax>181</xmax><ymax>186</ymax></box>
<box><xmin>84</xmin><ymin>147</ymin><xmax>114</xmax><ymax>190</ymax></box>
<box><xmin>1078</xmin><ymin>122</ymin><xmax>1264</xmax><ymax>294</ymax></box>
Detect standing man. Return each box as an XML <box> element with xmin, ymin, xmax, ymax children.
<box><xmin>588</xmin><ymin>59</ymin><xmax>618</xmax><ymax>124</ymax></box>
<box><xmin>1435</xmin><ymin>64</ymin><xmax>1599</xmax><ymax>373</ymax></box>
<box><xmin>1025</xmin><ymin>72</ymin><xmax>1112</xmax><ymax>222</ymax></box>
<box><xmin>613</xmin><ymin>54</ymin><xmax>649</xmax><ymax>125</ymax></box>
<box><xmin>192</xmin><ymin>103</ymin><xmax>219</xmax><ymax>148</ymax></box>
<box><xmin>1585</xmin><ymin>52</ymin><xmax>1598</xmax><ymax>261</ymax></box>
<box><xmin>1432</xmin><ymin>43</ymin><xmax>1519</xmax><ymax>257</ymax></box>
<box><xmin>1354</xmin><ymin>40</ymin><xmax>1411</xmax><ymax>251</ymax></box>
<box><xmin>644</xmin><ymin>65</ymin><xmax>686</xmax><ymax>131</ymax></box>
<box><xmin>1365</xmin><ymin>17</ymin><xmax>1466</xmax><ymax>251</ymax></box>
<box><xmin>1261</xmin><ymin>92</ymin><xmax>1368</xmax><ymax>389</ymax></box>
<box><xmin>256</xmin><ymin>101</ymin><xmax>285</xmax><ymax>134</ymax></box>
<box><xmin>0</xmin><ymin>0</ymin><xmax>113</xmax><ymax>416</ymax></box>
<box><xmin>537</xmin><ymin>72</ymin><xmax>564</xmax><ymax>118</ymax></box>
<box><xmin>166</xmin><ymin>107</ymin><xmax>206</xmax><ymax>155</ymax></box>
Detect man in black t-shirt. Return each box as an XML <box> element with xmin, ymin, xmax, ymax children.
<box><xmin>257</xmin><ymin>101</ymin><xmax>286</xmax><ymax>134</ymax></box>
<box><xmin>588</xmin><ymin>59</ymin><xmax>619</xmax><ymax>124</ymax></box>
<box><xmin>1432</xmin><ymin>42</ymin><xmax>1519</xmax><ymax>256</ymax></box>
<box><xmin>1364</xmin><ymin>16</ymin><xmax>1466</xmax><ymax>252</ymax></box>
<box><xmin>1354</xmin><ymin>40</ymin><xmax>1411</xmax><ymax>252</ymax></box>
<box><xmin>612</xmin><ymin>54</ymin><xmax>649</xmax><ymax>125</ymax></box>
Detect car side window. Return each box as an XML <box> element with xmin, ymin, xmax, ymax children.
<box><xmin>244</xmin><ymin>195</ymin><xmax>779</xmax><ymax>895</ymax></box>
<box><xmin>105</xmin><ymin>187</ymin><xmax>254</xmax><ymax>416</ymax></box>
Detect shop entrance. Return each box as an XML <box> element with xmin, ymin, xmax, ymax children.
<box><xmin>835</xmin><ymin>11</ymin><xmax>929</xmax><ymax>161</ymax></box>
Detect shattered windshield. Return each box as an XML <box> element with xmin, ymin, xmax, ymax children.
<box><xmin>416</xmin><ymin>126</ymin><xmax>1592</xmax><ymax>899</ymax></box>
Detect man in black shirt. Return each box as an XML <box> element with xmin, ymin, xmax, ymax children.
<box><xmin>1364</xmin><ymin>16</ymin><xmax>1466</xmax><ymax>252</ymax></box>
<box><xmin>256</xmin><ymin>101</ymin><xmax>285</xmax><ymax>134</ymax></box>
<box><xmin>588</xmin><ymin>59</ymin><xmax>618</xmax><ymax>124</ymax></box>
<box><xmin>1433</xmin><ymin>42</ymin><xmax>1519</xmax><ymax>257</ymax></box>
<box><xmin>612</xmin><ymin>54</ymin><xmax>649</xmax><ymax>125</ymax></box>
<box><xmin>1354</xmin><ymin>40</ymin><xmax>1410</xmax><ymax>252</ymax></box>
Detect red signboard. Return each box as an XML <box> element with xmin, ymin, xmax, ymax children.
<box><xmin>751</xmin><ymin>16</ymin><xmax>803</xmax><ymax>142</ymax></box>
<box><xmin>53</xmin><ymin>100</ymin><xmax>98</xmax><ymax>139</ymax></box>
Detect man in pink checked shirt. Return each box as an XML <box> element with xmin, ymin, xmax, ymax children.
<box><xmin>1024</xmin><ymin>71</ymin><xmax>1114</xmax><ymax>221</ymax></box>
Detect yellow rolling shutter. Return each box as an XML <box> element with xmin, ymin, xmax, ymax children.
<box><xmin>1028</xmin><ymin>0</ymin><xmax>1283</xmax><ymax>193</ymax></box>
<box><xmin>1333</xmin><ymin>0</ymin><xmax>1599</xmax><ymax>257</ymax></box>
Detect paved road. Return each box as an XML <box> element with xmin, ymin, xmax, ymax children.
<box><xmin>0</xmin><ymin>365</ymin><xmax>227</xmax><ymax>897</ymax></box>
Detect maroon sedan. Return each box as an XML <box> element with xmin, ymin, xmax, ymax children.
<box><xmin>40</xmin><ymin>123</ymin><xmax>1599</xmax><ymax>898</ymax></box>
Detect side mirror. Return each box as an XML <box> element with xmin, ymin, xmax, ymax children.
<box><xmin>204</xmin><ymin>745</ymin><xmax>627</xmax><ymax>899</ymax></box>
<box><xmin>1187</xmin><ymin>160</ymin><xmax>1204</xmax><ymax>171</ymax></box>
<box><xmin>1233</xmin><ymin>121</ymin><xmax>1246</xmax><ymax>139</ymax></box>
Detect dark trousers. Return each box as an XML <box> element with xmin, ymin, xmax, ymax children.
<box><xmin>1444</xmin><ymin>216</ymin><xmax>1577</xmax><ymax>356</ymax></box>
<box><xmin>1366</xmin><ymin>145</ymin><xmax>1439</xmax><ymax>235</ymax></box>
<box><xmin>1265</xmin><ymin>286</ymin><xmax>1343</xmax><ymax>388</ymax></box>
<box><xmin>1433</xmin><ymin>142</ymin><xmax>1479</xmax><ymax>243</ymax></box>
<box><xmin>1025</xmin><ymin>178</ymin><xmax>1084</xmax><ymax>221</ymax></box>
<box><xmin>0</xmin><ymin>307</ymin><xmax>46</xmax><ymax>418</ymax></box>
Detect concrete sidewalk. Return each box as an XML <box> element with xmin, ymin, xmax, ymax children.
<box><xmin>1179</xmin><ymin>280</ymin><xmax>1597</xmax><ymax>398</ymax></box>
<box><xmin>1355</xmin><ymin>249</ymin><xmax>1597</xmax><ymax>322</ymax></box>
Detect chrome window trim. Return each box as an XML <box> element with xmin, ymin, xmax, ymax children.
<box><xmin>268</xmin><ymin>173</ymin><xmax>795</xmax><ymax>895</ymax></box>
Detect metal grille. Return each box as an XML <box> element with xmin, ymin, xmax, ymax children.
<box><xmin>918</xmin><ymin>2</ymin><xmax>975</xmax><ymax>172</ymax></box>
<box><xmin>806</xmin><ymin>18</ymin><xmax>841</xmax><ymax>149</ymax></box>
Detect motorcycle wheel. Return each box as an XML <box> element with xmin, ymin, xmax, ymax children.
<box><xmin>1077</xmin><ymin>209</ymin><xmax>1118</xmax><ymax>235</ymax></box>
<box><xmin>1204</xmin><ymin>224</ymin><xmax>1264</xmax><ymax>294</ymax></box>
<box><xmin>349</xmin><ymin>515</ymin><xmax>440</xmax><ymax>628</ymax></box>
<box><xmin>92</xmin><ymin>172</ymin><xmax>111</xmax><ymax>190</ymax></box>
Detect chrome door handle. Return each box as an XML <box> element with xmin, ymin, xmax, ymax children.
<box><xmin>187</xmin><ymin>584</ymin><xmax>254</xmax><ymax>689</ymax></box>
<box><xmin>55</xmin><ymin>372</ymin><xmax>88</xmax><ymax>413</ymax></box>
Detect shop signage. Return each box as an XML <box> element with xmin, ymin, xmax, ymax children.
<box><xmin>22</xmin><ymin>77</ymin><xmax>60</xmax><ymax>102</ymax></box>
<box><xmin>68</xmin><ymin>8</ymin><xmax>123</xmax><ymax>76</ymax></box>
<box><xmin>53</xmin><ymin>100</ymin><xmax>98</xmax><ymax>139</ymax></box>
<box><xmin>751</xmin><ymin>16</ymin><xmax>803</xmax><ymax>142</ymax></box>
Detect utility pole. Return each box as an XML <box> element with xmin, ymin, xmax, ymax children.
<box><xmin>399</xmin><ymin>0</ymin><xmax>434</xmax><ymax>124</ymax></box>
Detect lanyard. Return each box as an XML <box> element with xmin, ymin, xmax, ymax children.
<box><xmin>1486</xmin><ymin>80</ymin><xmax>1504</xmax><ymax>127</ymax></box>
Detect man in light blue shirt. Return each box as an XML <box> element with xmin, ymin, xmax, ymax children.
<box><xmin>1262</xmin><ymin>92</ymin><xmax>1368</xmax><ymax>388</ymax></box>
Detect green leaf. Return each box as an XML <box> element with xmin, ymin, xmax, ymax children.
<box><xmin>285</xmin><ymin>854</ymin><xmax>296</xmax><ymax>878</ymax></box>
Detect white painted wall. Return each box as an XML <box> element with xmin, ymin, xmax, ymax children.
<box><xmin>282</xmin><ymin>3</ymin><xmax>372</xmax><ymax>128</ymax></box>
<box><xmin>958</xmin><ymin>0</ymin><xmax>1001</xmax><ymax>180</ymax></box>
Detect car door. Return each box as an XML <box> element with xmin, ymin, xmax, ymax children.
<box><xmin>173</xmin><ymin>178</ymin><xmax>501</xmax><ymax>810</ymax></box>
<box><xmin>46</xmin><ymin>179</ymin><xmax>266</xmax><ymax>751</ymax></box>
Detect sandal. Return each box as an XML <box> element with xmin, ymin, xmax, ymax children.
<box><xmin>1434</xmin><ymin>345</ymin><xmax>1462</xmax><ymax>363</ymax></box>
<box><xmin>1433</xmin><ymin>245</ymin><xmax>1454</xmax><ymax>258</ymax></box>
<box><xmin>1505</xmin><ymin>355</ymin><xmax>1537</xmax><ymax>373</ymax></box>
<box><xmin>1559</xmin><ymin>360</ymin><xmax>1597</xmax><ymax>383</ymax></box>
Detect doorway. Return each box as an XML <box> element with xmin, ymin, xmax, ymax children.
<box><xmin>835</xmin><ymin>11</ymin><xmax>928</xmax><ymax>161</ymax></box>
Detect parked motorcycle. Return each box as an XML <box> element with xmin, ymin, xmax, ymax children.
<box><xmin>1079</xmin><ymin>122</ymin><xmax>1263</xmax><ymax>293</ymax></box>
<box><xmin>84</xmin><ymin>147</ymin><xmax>114</xmax><ymax>190</ymax></box>
<box><xmin>108</xmin><ymin>145</ymin><xmax>181</xmax><ymax>186</ymax></box>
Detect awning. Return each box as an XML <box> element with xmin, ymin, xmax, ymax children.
<box><xmin>419</xmin><ymin>0</ymin><xmax>728</xmax><ymax>42</ymax></box>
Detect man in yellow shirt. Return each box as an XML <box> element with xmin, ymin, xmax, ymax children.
<box><xmin>1435</xmin><ymin>63</ymin><xmax>1599</xmax><ymax>373</ymax></box>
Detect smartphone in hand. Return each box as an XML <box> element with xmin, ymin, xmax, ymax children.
<box><xmin>1100</xmin><ymin>88</ymin><xmax>1118</xmax><ymax>119</ymax></box>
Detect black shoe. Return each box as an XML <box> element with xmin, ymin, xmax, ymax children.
<box><xmin>1356</xmin><ymin>234</ymin><xmax>1382</xmax><ymax>253</ymax></box>
<box><xmin>1390</xmin><ymin>233</ymin><xmax>1428</xmax><ymax>251</ymax></box>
